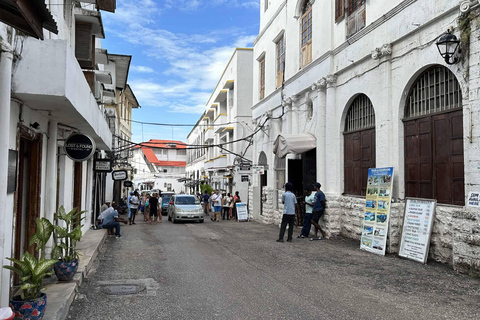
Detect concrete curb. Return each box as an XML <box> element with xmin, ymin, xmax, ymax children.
<box><xmin>44</xmin><ymin>229</ymin><xmax>107</xmax><ymax>320</ymax></box>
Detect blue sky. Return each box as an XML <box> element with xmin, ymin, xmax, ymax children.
<box><xmin>101</xmin><ymin>0</ymin><xmax>260</xmax><ymax>143</ymax></box>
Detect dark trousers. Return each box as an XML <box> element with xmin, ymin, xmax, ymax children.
<box><xmin>222</xmin><ymin>207</ymin><xmax>229</xmax><ymax>220</ymax></box>
<box><xmin>278</xmin><ymin>214</ymin><xmax>295</xmax><ymax>240</ymax></box>
<box><xmin>301</xmin><ymin>212</ymin><xmax>312</xmax><ymax>237</ymax></box>
<box><xmin>100</xmin><ymin>221</ymin><xmax>121</xmax><ymax>236</ymax></box>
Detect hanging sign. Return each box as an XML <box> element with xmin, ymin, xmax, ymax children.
<box><xmin>399</xmin><ymin>198</ymin><xmax>436</xmax><ymax>264</ymax></box>
<box><xmin>252</xmin><ymin>166</ymin><xmax>264</xmax><ymax>174</ymax></box>
<box><xmin>236</xmin><ymin>203</ymin><xmax>249</xmax><ymax>221</ymax></box>
<box><xmin>112</xmin><ymin>170</ymin><xmax>128</xmax><ymax>181</ymax></box>
<box><xmin>360</xmin><ymin>167</ymin><xmax>394</xmax><ymax>256</ymax></box>
<box><xmin>123</xmin><ymin>181</ymin><xmax>133</xmax><ymax>188</ymax></box>
<box><xmin>94</xmin><ymin>159</ymin><xmax>112</xmax><ymax>172</ymax></box>
<box><xmin>466</xmin><ymin>192</ymin><xmax>480</xmax><ymax>208</ymax></box>
<box><xmin>64</xmin><ymin>133</ymin><xmax>96</xmax><ymax>162</ymax></box>
<box><xmin>241</xmin><ymin>175</ymin><xmax>249</xmax><ymax>182</ymax></box>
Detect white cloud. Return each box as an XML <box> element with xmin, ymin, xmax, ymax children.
<box><xmin>130</xmin><ymin>65</ymin><xmax>155</xmax><ymax>73</ymax></box>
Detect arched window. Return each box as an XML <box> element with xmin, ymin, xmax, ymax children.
<box><xmin>404</xmin><ymin>66</ymin><xmax>464</xmax><ymax>205</ymax></box>
<box><xmin>344</xmin><ymin>94</ymin><xmax>375</xmax><ymax>196</ymax></box>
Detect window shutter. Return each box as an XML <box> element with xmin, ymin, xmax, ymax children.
<box><xmin>335</xmin><ymin>0</ymin><xmax>345</xmax><ymax>22</ymax></box>
<box><xmin>75</xmin><ymin>22</ymin><xmax>95</xmax><ymax>69</ymax></box>
<box><xmin>97</xmin><ymin>0</ymin><xmax>116</xmax><ymax>13</ymax></box>
<box><xmin>346</xmin><ymin>0</ymin><xmax>366</xmax><ymax>38</ymax></box>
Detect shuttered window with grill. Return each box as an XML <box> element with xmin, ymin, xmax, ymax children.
<box><xmin>344</xmin><ymin>94</ymin><xmax>376</xmax><ymax>196</ymax></box>
<box><xmin>404</xmin><ymin>66</ymin><xmax>464</xmax><ymax>205</ymax></box>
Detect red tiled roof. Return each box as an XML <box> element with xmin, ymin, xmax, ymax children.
<box><xmin>141</xmin><ymin>147</ymin><xmax>186</xmax><ymax>167</ymax></box>
<box><xmin>134</xmin><ymin>139</ymin><xmax>186</xmax><ymax>149</ymax></box>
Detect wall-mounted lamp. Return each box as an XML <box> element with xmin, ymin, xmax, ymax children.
<box><xmin>30</xmin><ymin>122</ymin><xmax>40</xmax><ymax>130</ymax></box>
<box><xmin>436</xmin><ymin>29</ymin><xmax>460</xmax><ymax>65</ymax></box>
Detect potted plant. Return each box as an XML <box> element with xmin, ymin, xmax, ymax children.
<box><xmin>3</xmin><ymin>217</ymin><xmax>57</xmax><ymax>320</ymax></box>
<box><xmin>51</xmin><ymin>206</ymin><xmax>86</xmax><ymax>281</ymax></box>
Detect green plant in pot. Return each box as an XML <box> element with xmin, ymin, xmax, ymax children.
<box><xmin>3</xmin><ymin>217</ymin><xmax>57</xmax><ymax>320</ymax></box>
<box><xmin>51</xmin><ymin>206</ymin><xmax>86</xmax><ymax>281</ymax></box>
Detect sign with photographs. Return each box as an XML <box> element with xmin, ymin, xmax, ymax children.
<box><xmin>360</xmin><ymin>167</ymin><xmax>394</xmax><ymax>256</ymax></box>
<box><xmin>236</xmin><ymin>203</ymin><xmax>249</xmax><ymax>221</ymax></box>
<box><xmin>399</xmin><ymin>198</ymin><xmax>436</xmax><ymax>264</ymax></box>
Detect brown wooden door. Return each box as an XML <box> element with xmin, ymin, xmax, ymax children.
<box><xmin>344</xmin><ymin>128</ymin><xmax>375</xmax><ymax>196</ymax></box>
<box><xmin>404</xmin><ymin>110</ymin><xmax>464</xmax><ymax>205</ymax></box>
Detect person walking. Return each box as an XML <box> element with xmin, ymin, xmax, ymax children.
<box><xmin>129</xmin><ymin>191</ymin><xmax>139</xmax><ymax>225</ymax></box>
<box><xmin>298</xmin><ymin>188</ymin><xmax>315</xmax><ymax>238</ymax></box>
<box><xmin>202</xmin><ymin>191</ymin><xmax>210</xmax><ymax>216</ymax></box>
<box><xmin>310</xmin><ymin>182</ymin><xmax>327</xmax><ymax>241</ymax></box>
<box><xmin>277</xmin><ymin>182</ymin><xmax>297</xmax><ymax>242</ymax></box>
<box><xmin>148</xmin><ymin>193</ymin><xmax>159</xmax><ymax>225</ymax></box>
<box><xmin>211</xmin><ymin>189</ymin><xmax>222</xmax><ymax>222</ymax></box>
<box><xmin>222</xmin><ymin>193</ymin><xmax>229</xmax><ymax>220</ymax></box>
<box><xmin>127</xmin><ymin>191</ymin><xmax>133</xmax><ymax>222</ymax></box>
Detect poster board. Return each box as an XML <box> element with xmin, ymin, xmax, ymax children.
<box><xmin>236</xmin><ymin>203</ymin><xmax>249</xmax><ymax>221</ymax></box>
<box><xmin>360</xmin><ymin>167</ymin><xmax>394</xmax><ymax>256</ymax></box>
<box><xmin>399</xmin><ymin>198</ymin><xmax>436</xmax><ymax>264</ymax></box>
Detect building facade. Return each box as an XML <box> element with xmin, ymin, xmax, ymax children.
<box><xmin>132</xmin><ymin>140</ymin><xmax>187</xmax><ymax>194</ymax></box>
<box><xmin>186</xmin><ymin>48</ymin><xmax>254</xmax><ymax>201</ymax></box>
<box><xmin>250</xmin><ymin>0</ymin><xmax>479</xmax><ymax>275</ymax></box>
<box><xmin>0</xmin><ymin>0</ymin><xmax>125</xmax><ymax>305</ymax></box>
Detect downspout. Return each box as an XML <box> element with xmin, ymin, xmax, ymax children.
<box><xmin>0</xmin><ymin>27</ymin><xmax>15</xmax><ymax>307</ymax></box>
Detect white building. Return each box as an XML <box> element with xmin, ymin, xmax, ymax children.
<box><xmin>0</xmin><ymin>0</ymin><xmax>122</xmax><ymax>305</ymax></box>
<box><xmin>250</xmin><ymin>0</ymin><xmax>479</xmax><ymax>275</ymax></box>
<box><xmin>186</xmin><ymin>113</ymin><xmax>207</xmax><ymax>194</ymax></box>
<box><xmin>132</xmin><ymin>140</ymin><xmax>187</xmax><ymax>194</ymax></box>
<box><xmin>186</xmin><ymin>48</ymin><xmax>254</xmax><ymax>201</ymax></box>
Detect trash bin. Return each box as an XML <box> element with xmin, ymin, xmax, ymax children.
<box><xmin>0</xmin><ymin>307</ymin><xmax>14</xmax><ymax>320</ymax></box>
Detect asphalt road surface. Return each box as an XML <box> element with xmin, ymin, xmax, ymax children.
<box><xmin>68</xmin><ymin>216</ymin><xmax>480</xmax><ymax>320</ymax></box>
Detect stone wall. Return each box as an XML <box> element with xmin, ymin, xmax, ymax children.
<box><xmin>452</xmin><ymin>209</ymin><xmax>480</xmax><ymax>275</ymax></box>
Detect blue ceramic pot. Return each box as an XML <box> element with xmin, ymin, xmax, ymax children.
<box><xmin>10</xmin><ymin>293</ymin><xmax>47</xmax><ymax>320</ymax></box>
<box><xmin>53</xmin><ymin>259</ymin><xmax>79</xmax><ymax>281</ymax></box>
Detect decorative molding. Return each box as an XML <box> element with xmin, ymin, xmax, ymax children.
<box><xmin>459</xmin><ymin>1</ymin><xmax>479</xmax><ymax>13</ymax></box>
<box><xmin>326</xmin><ymin>74</ymin><xmax>337</xmax><ymax>85</ymax></box>
<box><xmin>371</xmin><ymin>43</ymin><xmax>393</xmax><ymax>60</ymax></box>
<box><xmin>311</xmin><ymin>77</ymin><xmax>327</xmax><ymax>91</ymax></box>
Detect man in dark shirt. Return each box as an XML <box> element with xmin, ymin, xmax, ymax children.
<box><xmin>311</xmin><ymin>182</ymin><xmax>327</xmax><ymax>241</ymax></box>
<box><xmin>149</xmin><ymin>193</ymin><xmax>159</xmax><ymax>224</ymax></box>
<box><xmin>202</xmin><ymin>191</ymin><xmax>210</xmax><ymax>215</ymax></box>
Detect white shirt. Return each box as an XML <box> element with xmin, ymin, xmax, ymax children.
<box><xmin>130</xmin><ymin>196</ymin><xmax>139</xmax><ymax>209</ymax></box>
<box><xmin>211</xmin><ymin>193</ymin><xmax>222</xmax><ymax>207</ymax></box>
<box><xmin>98</xmin><ymin>207</ymin><xmax>114</xmax><ymax>220</ymax></box>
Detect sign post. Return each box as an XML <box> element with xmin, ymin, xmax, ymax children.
<box><xmin>399</xmin><ymin>198</ymin><xmax>436</xmax><ymax>264</ymax></box>
<box><xmin>360</xmin><ymin>167</ymin><xmax>394</xmax><ymax>256</ymax></box>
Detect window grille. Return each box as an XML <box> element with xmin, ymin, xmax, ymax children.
<box><xmin>259</xmin><ymin>58</ymin><xmax>266</xmax><ymax>99</ymax></box>
<box><xmin>345</xmin><ymin>94</ymin><xmax>375</xmax><ymax>132</ymax></box>
<box><xmin>405</xmin><ymin>66</ymin><xmax>462</xmax><ymax>118</ymax></box>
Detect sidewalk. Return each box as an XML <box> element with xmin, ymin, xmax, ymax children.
<box><xmin>43</xmin><ymin>229</ymin><xmax>107</xmax><ymax>320</ymax></box>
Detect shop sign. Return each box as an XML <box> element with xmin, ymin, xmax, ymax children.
<box><xmin>241</xmin><ymin>175</ymin><xmax>249</xmax><ymax>182</ymax></box>
<box><xmin>123</xmin><ymin>181</ymin><xmax>133</xmax><ymax>188</ymax></box>
<box><xmin>360</xmin><ymin>167</ymin><xmax>394</xmax><ymax>256</ymax></box>
<box><xmin>112</xmin><ymin>170</ymin><xmax>128</xmax><ymax>181</ymax></box>
<box><xmin>252</xmin><ymin>166</ymin><xmax>264</xmax><ymax>174</ymax></box>
<box><xmin>399</xmin><ymin>198</ymin><xmax>436</xmax><ymax>264</ymax></box>
<box><xmin>94</xmin><ymin>159</ymin><xmax>112</xmax><ymax>172</ymax></box>
<box><xmin>64</xmin><ymin>133</ymin><xmax>95</xmax><ymax>162</ymax></box>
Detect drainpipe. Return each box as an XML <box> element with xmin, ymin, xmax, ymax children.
<box><xmin>0</xmin><ymin>27</ymin><xmax>14</xmax><ymax>307</ymax></box>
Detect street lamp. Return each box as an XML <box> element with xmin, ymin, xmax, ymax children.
<box><xmin>436</xmin><ymin>29</ymin><xmax>460</xmax><ymax>65</ymax></box>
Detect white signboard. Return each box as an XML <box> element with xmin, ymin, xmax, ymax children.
<box><xmin>236</xmin><ymin>203</ymin><xmax>248</xmax><ymax>221</ymax></box>
<box><xmin>252</xmin><ymin>166</ymin><xmax>264</xmax><ymax>174</ymax></box>
<box><xmin>467</xmin><ymin>192</ymin><xmax>480</xmax><ymax>208</ymax></box>
<box><xmin>360</xmin><ymin>167</ymin><xmax>394</xmax><ymax>256</ymax></box>
<box><xmin>399</xmin><ymin>198</ymin><xmax>436</xmax><ymax>264</ymax></box>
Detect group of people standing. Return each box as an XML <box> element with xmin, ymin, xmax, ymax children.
<box><xmin>277</xmin><ymin>182</ymin><xmax>326</xmax><ymax>242</ymax></box>
<box><xmin>201</xmin><ymin>190</ymin><xmax>241</xmax><ymax>222</ymax></box>
<box><xmin>126</xmin><ymin>191</ymin><xmax>163</xmax><ymax>225</ymax></box>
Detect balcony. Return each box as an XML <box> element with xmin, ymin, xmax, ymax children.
<box><xmin>205</xmin><ymin>155</ymin><xmax>227</xmax><ymax>170</ymax></box>
<box><xmin>12</xmin><ymin>38</ymin><xmax>112</xmax><ymax>150</ymax></box>
<box><xmin>204</xmin><ymin>127</ymin><xmax>214</xmax><ymax>142</ymax></box>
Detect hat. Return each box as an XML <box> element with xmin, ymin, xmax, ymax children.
<box><xmin>313</xmin><ymin>182</ymin><xmax>321</xmax><ymax>189</ymax></box>
<box><xmin>130</xmin><ymin>191</ymin><xmax>134</xmax><ymax>195</ymax></box>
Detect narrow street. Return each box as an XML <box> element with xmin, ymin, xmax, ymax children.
<box><xmin>68</xmin><ymin>217</ymin><xmax>480</xmax><ymax>320</ymax></box>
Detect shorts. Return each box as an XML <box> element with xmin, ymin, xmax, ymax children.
<box><xmin>149</xmin><ymin>208</ymin><xmax>157</xmax><ymax>217</ymax></box>
<box><xmin>312</xmin><ymin>210</ymin><xmax>324</xmax><ymax>223</ymax></box>
<box><xmin>214</xmin><ymin>206</ymin><xmax>222</xmax><ymax>212</ymax></box>
<box><xmin>130</xmin><ymin>208</ymin><xmax>138</xmax><ymax>215</ymax></box>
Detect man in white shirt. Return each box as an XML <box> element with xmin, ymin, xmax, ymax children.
<box><xmin>298</xmin><ymin>188</ymin><xmax>315</xmax><ymax>238</ymax></box>
<box><xmin>211</xmin><ymin>190</ymin><xmax>223</xmax><ymax>222</ymax></box>
<box><xmin>129</xmin><ymin>191</ymin><xmax>139</xmax><ymax>225</ymax></box>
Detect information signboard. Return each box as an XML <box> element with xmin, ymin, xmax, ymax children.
<box><xmin>399</xmin><ymin>198</ymin><xmax>436</xmax><ymax>264</ymax></box>
<box><xmin>467</xmin><ymin>192</ymin><xmax>480</xmax><ymax>208</ymax></box>
<box><xmin>360</xmin><ymin>167</ymin><xmax>394</xmax><ymax>256</ymax></box>
<box><xmin>236</xmin><ymin>203</ymin><xmax>248</xmax><ymax>221</ymax></box>
<box><xmin>252</xmin><ymin>166</ymin><xmax>264</xmax><ymax>174</ymax></box>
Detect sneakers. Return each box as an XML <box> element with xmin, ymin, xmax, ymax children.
<box><xmin>310</xmin><ymin>237</ymin><xmax>324</xmax><ymax>241</ymax></box>
<box><xmin>297</xmin><ymin>235</ymin><xmax>305</xmax><ymax>239</ymax></box>
<box><xmin>116</xmin><ymin>235</ymin><xmax>122</xmax><ymax>238</ymax></box>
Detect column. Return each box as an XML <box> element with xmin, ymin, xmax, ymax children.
<box><xmin>313</xmin><ymin>78</ymin><xmax>327</xmax><ymax>185</ymax></box>
<box><xmin>325</xmin><ymin>74</ymin><xmax>338</xmax><ymax>194</ymax></box>
<box><xmin>44</xmin><ymin>120</ymin><xmax>58</xmax><ymax>257</ymax></box>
